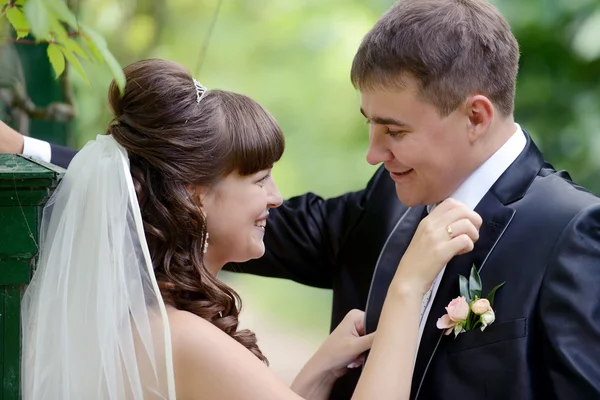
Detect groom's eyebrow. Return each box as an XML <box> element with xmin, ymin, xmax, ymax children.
<box><xmin>360</xmin><ymin>108</ymin><xmax>411</xmax><ymax>127</ymax></box>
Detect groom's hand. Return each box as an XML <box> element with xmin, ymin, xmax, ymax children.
<box><xmin>0</xmin><ymin>121</ymin><xmax>24</xmax><ymax>154</ymax></box>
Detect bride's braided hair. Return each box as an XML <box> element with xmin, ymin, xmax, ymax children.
<box><xmin>107</xmin><ymin>59</ymin><xmax>284</xmax><ymax>364</ymax></box>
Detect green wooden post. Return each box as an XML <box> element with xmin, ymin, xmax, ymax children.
<box><xmin>0</xmin><ymin>155</ymin><xmax>63</xmax><ymax>400</ymax></box>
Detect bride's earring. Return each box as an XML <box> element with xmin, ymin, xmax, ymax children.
<box><xmin>203</xmin><ymin>232</ymin><xmax>210</xmax><ymax>254</ymax></box>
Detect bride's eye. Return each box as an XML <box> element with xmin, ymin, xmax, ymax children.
<box><xmin>256</xmin><ymin>172</ymin><xmax>271</xmax><ymax>186</ymax></box>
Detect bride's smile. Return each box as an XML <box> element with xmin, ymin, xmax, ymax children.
<box><xmin>198</xmin><ymin>167</ymin><xmax>282</xmax><ymax>272</ymax></box>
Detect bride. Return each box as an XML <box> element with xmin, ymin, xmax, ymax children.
<box><xmin>21</xmin><ymin>58</ymin><xmax>481</xmax><ymax>399</ymax></box>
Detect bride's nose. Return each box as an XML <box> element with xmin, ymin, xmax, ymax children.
<box><xmin>267</xmin><ymin>182</ymin><xmax>283</xmax><ymax>208</ymax></box>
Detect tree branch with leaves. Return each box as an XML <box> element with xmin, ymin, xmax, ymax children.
<box><xmin>1</xmin><ymin>0</ymin><xmax>124</xmax><ymax>132</ymax></box>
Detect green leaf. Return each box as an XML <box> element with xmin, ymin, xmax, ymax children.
<box><xmin>59</xmin><ymin>45</ymin><xmax>89</xmax><ymax>85</ymax></box>
<box><xmin>468</xmin><ymin>265</ymin><xmax>482</xmax><ymax>300</ymax></box>
<box><xmin>48</xmin><ymin>13</ymin><xmax>68</xmax><ymax>41</ymax></box>
<box><xmin>47</xmin><ymin>43</ymin><xmax>65</xmax><ymax>78</ymax></box>
<box><xmin>459</xmin><ymin>274</ymin><xmax>471</xmax><ymax>302</ymax></box>
<box><xmin>80</xmin><ymin>25</ymin><xmax>109</xmax><ymax>51</ymax></box>
<box><xmin>486</xmin><ymin>282</ymin><xmax>505</xmax><ymax>308</ymax></box>
<box><xmin>81</xmin><ymin>33</ymin><xmax>103</xmax><ymax>62</ymax></box>
<box><xmin>81</xmin><ymin>25</ymin><xmax>125</xmax><ymax>93</ymax></box>
<box><xmin>62</xmin><ymin>37</ymin><xmax>89</xmax><ymax>60</ymax></box>
<box><xmin>453</xmin><ymin>323</ymin><xmax>464</xmax><ymax>338</ymax></box>
<box><xmin>24</xmin><ymin>0</ymin><xmax>50</xmax><ymax>40</ymax></box>
<box><xmin>45</xmin><ymin>0</ymin><xmax>77</xmax><ymax>29</ymax></box>
<box><xmin>6</xmin><ymin>6</ymin><xmax>30</xmax><ymax>39</ymax></box>
<box><xmin>104</xmin><ymin>51</ymin><xmax>125</xmax><ymax>94</ymax></box>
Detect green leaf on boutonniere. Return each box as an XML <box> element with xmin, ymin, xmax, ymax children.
<box><xmin>453</xmin><ymin>323</ymin><xmax>464</xmax><ymax>338</ymax></box>
<box><xmin>486</xmin><ymin>282</ymin><xmax>505</xmax><ymax>307</ymax></box>
<box><xmin>459</xmin><ymin>274</ymin><xmax>471</xmax><ymax>302</ymax></box>
<box><xmin>468</xmin><ymin>265</ymin><xmax>482</xmax><ymax>299</ymax></box>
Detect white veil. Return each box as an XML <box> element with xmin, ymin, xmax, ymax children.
<box><xmin>21</xmin><ymin>134</ymin><xmax>176</xmax><ymax>400</ymax></box>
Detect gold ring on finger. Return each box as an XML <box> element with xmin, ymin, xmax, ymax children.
<box><xmin>446</xmin><ymin>225</ymin><xmax>453</xmax><ymax>237</ymax></box>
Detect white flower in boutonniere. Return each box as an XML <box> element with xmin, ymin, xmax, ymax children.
<box><xmin>471</xmin><ymin>298</ymin><xmax>492</xmax><ymax>315</ymax></box>
<box><xmin>436</xmin><ymin>265</ymin><xmax>505</xmax><ymax>337</ymax></box>
<box><xmin>480</xmin><ymin>310</ymin><xmax>496</xmax><ymax>330</ymax></box>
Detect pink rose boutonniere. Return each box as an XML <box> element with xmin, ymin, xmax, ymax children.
<box><xmin>437</xmin><ymin>265</ymin><xmax>505</xmax><ymax>337</ymax></box>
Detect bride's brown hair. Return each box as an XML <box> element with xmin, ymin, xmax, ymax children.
<box><xmin>107</xmin><ymin>59</ymin><xmax>284</xmax><ymax>363</ymax></box>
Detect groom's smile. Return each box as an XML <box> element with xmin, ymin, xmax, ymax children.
<box><xmin>388</xmin><ymin>168</ymin><xmax>414</xmax><ymax>183</ymax></box>
<box><xmin>360</xmin><ymin>75</ymin><xmax>488</xmax><ymax>207</ymax></box>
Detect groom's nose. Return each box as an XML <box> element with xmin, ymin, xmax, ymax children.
<box><xmin>366</xmin><ymin>131</ymin><xmax>393</xmax><ymax>165</ymax></box>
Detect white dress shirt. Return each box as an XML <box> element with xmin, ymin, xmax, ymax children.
<box><xmin>22</xmin><ymin>136</ymin><xmax>52</xmax><ymax>163</ymax></box>
<box><xmin>417</xmin><ymin>124</ymin><xmax>526</xmax><ymax>347</ymax></box>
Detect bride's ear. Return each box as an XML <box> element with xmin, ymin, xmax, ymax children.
<box><xmin>186</xmin><ymin>184</ymin><xmax>209</xmax><ymax>207</ymax></box>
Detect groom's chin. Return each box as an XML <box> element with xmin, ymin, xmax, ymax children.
<box><xmin>394</xmin><ymin>186</ymin><xmax>421</xmax><ymax>207</ymax></box>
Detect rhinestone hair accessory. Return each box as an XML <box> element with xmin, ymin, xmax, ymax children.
<box><xmin>192</xmin><ymin>79</ymin><xmax>208</xmax><ymax>104</ymax></box>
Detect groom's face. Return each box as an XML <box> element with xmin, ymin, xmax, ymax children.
<box><xmin>361</xmin><ymin>76</ymin><xmax>474</xmax><ymax>206</ymax></box>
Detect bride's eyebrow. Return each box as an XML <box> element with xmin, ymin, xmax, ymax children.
<box><xmin>360</xmin><ymin>108</ymin><xmax>411</xmax><ymax>127</ymax></box>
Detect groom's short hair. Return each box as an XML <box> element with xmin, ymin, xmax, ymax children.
<box><xmin>351</xmin><ymin>0</ymin><xmax>519</xmax><ymax>117</ymax></box>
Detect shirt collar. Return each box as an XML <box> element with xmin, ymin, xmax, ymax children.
<box><xmin>427</xmin><ymin>123</ymin><xmax>526</xmax><ymax>213</ymax></box>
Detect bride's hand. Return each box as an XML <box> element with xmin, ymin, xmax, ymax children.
<box><xmin>392</xmin><ymin>198</ymin><xmax>482</xmax><ymax>295</ymax></box>
<box><xmin>306</xmin><ymin>309</ymin><xmax>373</xmax><ymax>378</ymax></box>
<box><xmin>291</xmin><ymin>310</ymin><xmax>373</xmax><ymax>398</ymax></box>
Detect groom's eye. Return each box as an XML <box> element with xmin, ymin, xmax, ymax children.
<box><xmin>386</xmin><ymin>129</ymin><xmax>406</xmax><ymax>137</ymax></box>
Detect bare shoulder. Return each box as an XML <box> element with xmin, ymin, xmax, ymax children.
<box><xmin>167</xmin><ymin>306</ymin><xmax>230</xmax><ymax>369</ymax></box>
<box><xmin>167</xmin><ymin>306</ymin><xmax>221</xmax><ymax>345</ymax></box>
<box><xmin>166</xmin><ymin>306</ymin><xmax>301</xmax><ymax>400</ymax></box>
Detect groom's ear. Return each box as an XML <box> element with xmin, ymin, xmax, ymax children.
<box><xmin>465</xmin><ymin>94</ymin><xmax>494</xmax><ymax>144</ymax></box>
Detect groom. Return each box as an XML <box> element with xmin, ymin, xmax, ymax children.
<box><xmin>248</xmin><ymin>0</ymin><xmax>600</xmax><ymax>398</ymax></box>
<box><xmin>343</xmin><ymin>0</ymin><xmax>600</xmax><ymax>398</ymax></box>
<box><xmin>3</xmin><ymin>0</ymin><xmax>600</xmax><ymax>398</ymax></box>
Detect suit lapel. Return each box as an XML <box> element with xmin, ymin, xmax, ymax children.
<box><xmin>364</xmin><ymin>205</ymin><xmax>426</xmax><ymax>334</ymax></box>
<box><xmin>411</xmin><ymin>192</ymin><xmax>515</xmax><ymax>399</ymax></box>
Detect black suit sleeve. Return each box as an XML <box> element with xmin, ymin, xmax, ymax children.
<box><xmin>539</xmin><ymin>203</ymin><xmax>600</xmax><ymax>397</ymax></box>
<box><xmin>226</xmin><ymin>166</ymin><xmax>387</xmax><ymax>289</ymax></box>
<box><xmin>50</xmin><ymin>143</ymin><xmax>77</xmax><ymax>169</ymax></box>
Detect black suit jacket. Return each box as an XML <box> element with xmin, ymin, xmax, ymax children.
<box><xmin>362</xmin><ymin>134</ymin><xmax>600</xmax><ymax>400</ymax></box>
<box><xmin>52</xmin><ymin>134</ymin><xmax>600</xmax><ymax>399</ymax></box>
<box><xmin>50</xmin><ymin>143</ymin><xmax>76</xmax><ymax>169</ymax></box>
<box><xmin>240</xmin><ymin>133</ymin><xmax>600</xmax><ymax>399</ymax></box>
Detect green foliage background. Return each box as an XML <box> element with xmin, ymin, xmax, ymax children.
<box><xmin>66</xmin><ymin>0</ymin><xmax>600</xmax><ymax>198</ymax></box>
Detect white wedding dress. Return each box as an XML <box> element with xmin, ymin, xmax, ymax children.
<box><xmin>21</xmin><ymin>135</ymin><xmax>177</xmax><ymax>399</ymax></box>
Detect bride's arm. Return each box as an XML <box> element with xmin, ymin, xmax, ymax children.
<box><xmin>170</xmin><ymin>199</ymin><xmax>480</xmax><ymax>400</ymax></box>
<box><xmin>352</xmin><ymin>287</ymin><xmax>422</xmax><ymax>399</ymax></box>
<box><xmin>353</xmin><ymin>199</ymin><xmax>481</xmax><ymax>399</ymax></box>
<box><xmin>169</xmin><ymin>307</ymin><xmax>371</xmax><ymax>400</ymax></box>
